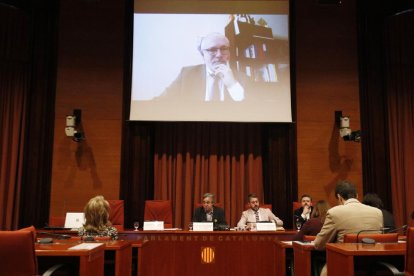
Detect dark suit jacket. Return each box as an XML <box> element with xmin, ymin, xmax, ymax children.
<box><xmin>294</xmin><ymin>206</ymin><xmax>314</xmax><ymax>225</ymax></box>
<box><xmin>158</xmin><ymin>64</ymin><xmax>253</xmax><ymax>102</ymax></box>
<box><xmin>292</xmin><ymin>218</ymin><xmax>323</xmax><ymax>241</ymax></box>
<box><xmin>381</xmin><ymin>209</ymin><xmax>395</xmax><ymax>231</ymax></box>
<box><xmin>192</xmin><ymin>206</ymin><xmax>227</xmax><ymax>225</ymax></box>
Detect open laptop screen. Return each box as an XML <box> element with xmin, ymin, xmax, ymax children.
<box><xmin>64</xmin><ymin>212</ymin><xmax>85</xmax><ymax>229</ymax></box>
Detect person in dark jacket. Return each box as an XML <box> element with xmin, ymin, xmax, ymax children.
<box><xmin>362</xmin><ymin>193</ymin><xmax>395</xmax><ymax>232</ymax></box>
<box><xmin>193</xmin><ymin>193</ymin><xmax>227</xmax><ymax>226</ymax></box>
<box><xmin>292</xmin><ymin>200</ymin><xmax>330</xmax><ymax>241</ymax></box>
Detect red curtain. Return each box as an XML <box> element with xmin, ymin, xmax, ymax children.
<box><xmin>1</xmin><ymin>2</ymin><xmax>58</xmax><ymax>230</ymax></box>
<box><xmin>153</xmin><ymin>123</ymin><xmax>264</xmax><ymax>228</ymax></box>
<box><xmin>0</xmin><ymin>7</ymin><xmax>30</xmax><ymax>230</ymax></box>
<box><xmin>385</xmin><ymin>10</ymin><xmax>414</xmax><ymax>227</ymax></box>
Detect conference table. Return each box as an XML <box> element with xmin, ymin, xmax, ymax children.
<box><xmin>124</xmin><ymin>230</ymin><xmax>296</xmax><ymax>276</ymax></box>
<box><xmin>39</xmin><ymin>229</ymin><xmax>297</xmax><ymax>275</ymax></box>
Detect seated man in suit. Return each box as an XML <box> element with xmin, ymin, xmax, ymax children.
<box><xmin>158</xmin><ymin>33</ymin><xmax>251</xmax><ymax>102</ymax></box>
<box><xmin>293</xmin><ymin>194</ymin><xmax>313</xmax><ymax>227</ymax></box>
<box><xmin>314</xmin><ymin>180</ymin><xmax>383</xmax><ymax>276</ymax></box>
<box><xmin>237</xmin><ymin>193</ymin><xmax>283</xmax><ymax>230</ymax></box>
<box><xmin>193</xmin><ymin>193</ymin><xmax>227</xmax><ymax>227</ymax></box>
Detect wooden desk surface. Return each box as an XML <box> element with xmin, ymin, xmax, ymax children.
<box><xmin>36</xmin><ymin>242</ymin><xmax>105</xmax><ymax>276</ymax></box>
<box><xmin>100</xmin><ymin>240</ymin><xmax>131</xmax><ymax>250</ymax></box>
<box><xmin>326</xmin><ymin>242</ymin><xmax>406</xmax><ymax>256</ymax></box>
<box><xmin>122</xmin><ymin>229</ymin><xmax>297</xmax><ymax>244</ymax></box>
<box><xmin>36</xmin><ymin>241</ymin><xmax>132</xmax><ymax>276</ymax></box>
<box><xmin>35</xmin><ymin>242</ymin><xmax>104</xmax><ymax>256</ymax></box>
<box><xmin>40</xmin><ymin>229</ymin><xmax>298</xmax><ymax>240</ymax></box>
<box><xmin>292</xmin><ymin>241</ymin><xmax>314</xmax><ymax>251</ymax></box>
<box><xmin>326</xmin><ymin>243</ymin><xmax>406</xmax><ymax>276</ymax></box>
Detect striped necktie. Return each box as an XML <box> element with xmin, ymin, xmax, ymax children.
<box><xmin>255</xmin><ymin>211</ymin><xmax>260</xmax><ymax>222</ymax></box>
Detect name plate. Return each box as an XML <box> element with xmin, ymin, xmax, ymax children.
<box><xmin>193</xmin><ymin>222</ymin><xmax>214</xmax><ymax>231</ymax></box>
<box><xmin>256</xmin><ymin>222</ymin><xmax>276</xmax><ymax>231</ymax></box>
<box><xmin>143</xmin><ymin>221</ymin><xmax>164</xmax><ymax>231</ymax></box>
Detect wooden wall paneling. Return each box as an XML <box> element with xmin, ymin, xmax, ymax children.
<box><xmin>295</xmin><ymin>0</ymin><xmax>363</xmax><ymax>206</ymax></box>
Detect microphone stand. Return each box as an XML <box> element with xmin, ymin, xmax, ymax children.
<box><xmin>386</xmin><ymin>225</ymin><xmax>408</xmax><ymax>235</ymax></box>
<box><xmin>38</xmin><ymin>231</ymin><xmax>72</xmax><ymax>243</ymax></box>
<box><xmin>355</xmin><ymin>229</ymin><xmax>381</xmax><ymax>244</ymax></box>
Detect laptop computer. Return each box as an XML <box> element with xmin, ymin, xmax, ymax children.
<box><xmin>64</xmin><ymin>212</ymin><xmax>85</xmax><ymax>229</ymax></box>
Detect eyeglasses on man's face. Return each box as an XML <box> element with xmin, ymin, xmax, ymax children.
<box><xmin>203</xmin><ymin>46</ymin><xmax>230</xmax><ymax>55</ymax></box>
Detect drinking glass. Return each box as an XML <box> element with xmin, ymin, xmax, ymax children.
<box><xmin>188</xmin><ymin>222</ymin><xmax>193</xmax><ymax>231</ymax></box>
<box><xmin>295</xmin><ymin>220</ymin><xmax>302</xmax><ymax>231</ymax></box>
<box><xmin>250</xmin><ymin>223</ymin><xmax>257</xmax><ymax>231</ymax></box>
<box><xmin>133</xmin><ymin>221</ymin><xmax>140</xmax><ymax>231</ymax></box>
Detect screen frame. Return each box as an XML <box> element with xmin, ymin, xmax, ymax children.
<box><xmin>125</xmin><ymin>0</ymin><xmax>296</xmax><ymax>123</ymax></box>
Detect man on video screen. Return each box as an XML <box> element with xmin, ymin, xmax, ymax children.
<box><xmin>158</xmin><ymin>32</ymin><xmax>251</xmax><ymax>102</ymax></box>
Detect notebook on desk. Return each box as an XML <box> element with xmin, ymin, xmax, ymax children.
<box><xmin>64</xmin><ymin>212</ymin><xmax>85</xmax><ymax>229</ymax></box>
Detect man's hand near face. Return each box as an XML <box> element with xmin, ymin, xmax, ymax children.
<box><xmin>302</xmin><ymin>204</ymin><xmax>311</xmax><ymax>216</ymax></box>
<box><xmin>213</xmin><ymin>63</ymin><xmax>237</xmax><ymax>87</ymax></box>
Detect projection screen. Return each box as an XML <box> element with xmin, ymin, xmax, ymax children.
<box><xmin>130</xmin><ymin>1</ymin><xmax>291</xmax><ymax>122</ymax></box>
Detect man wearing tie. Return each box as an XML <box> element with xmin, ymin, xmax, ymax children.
<box><xmin>237</xmin><ymin>193</ymin><xmax>283</xmax><ymax>230</ymax></box>
<box><xmin>158</xmin><ymin>33</ymin><xmax>250</xmax><ymax>102</ymax></box>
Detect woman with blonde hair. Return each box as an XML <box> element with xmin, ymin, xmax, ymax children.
<box><xmin>78</xmin><ymin>195</ymin><xmax>118</xmax><ymax>240</ymax></box>
<box><xmin>292</xmin><ymin>200</ymin><xmax>330</xmax><ymax>241</ymax></box>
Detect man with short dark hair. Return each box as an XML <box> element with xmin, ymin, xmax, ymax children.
<box><xmin>192</xmin><ymin>193</ymin><xmax>227</xmax><ymax>225</ymax></box>
<box><xmin>314</xmin><ymin>180</ymin><xmax>383</xmax><ymax>276</ymax></box>
<box><xmin>237</xmin><ymin>193</ymin><xmax>283</xmax><ymax>229</ymax></box>
<box><xmin>294</xmin><ymin>194</ymin><xmax>313</xmax><ymax>226</ymax></box>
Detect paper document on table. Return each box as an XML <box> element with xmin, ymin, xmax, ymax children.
<box><xmin>256</xmin><ymin>222</ymin><xmax>277</xmax><ymax>231</ymax></box>
<box><xmin>293</xmin><ymin>241</ymin><xmax>314</xmax><ymax>245</ymax></box>
<box><xmin>281</xmin><ymin>241</ymin><xmax>293</xmax><ymax>245</ymax></box>
<box><xmin>193</xmin><ymin>222</ymin><xmax>214</xmax><ymax>231</ymax></box>
<box><xmin>143</xmin><ymin>221</ymin><xmax>164</xmax><ymax>230</ymax></box>
<box><xmin>69</xmin><ymin>243</ymin><xmax>103</xmax><ymax>250</ymax></box>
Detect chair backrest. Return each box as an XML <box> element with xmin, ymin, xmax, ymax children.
<box><xmin>108</xmin><ymin>199</ymin><xmax>125</xmax><ymax>231</ymax></box>
<box><xmin>0</xmin><ymin>231</ymin><xmax>38</xmax><ymax>275</ymax></box>
<box><xmin>293</xmin><ymin>201</ymin><xmax>301</xmax><ymax>212</ymax></box>
<box><xmin>407</xmin><ymin>227</ymin><xmax>414</xmax><ymax>276</ymax></box>
<box><xmin>194</xmin><ymin>202</ymin><xmax>223</xmax><ymax>209</ymax></box>
<box><xmin>144</xmin><ymin>200</ymin><xmax>173</xmax><ymax>228</ymax></box>
<box><xmin>343</xmin><ymin>233</ymin><xmax>399</xmax><ymax>243</ymax></box>
<box><xmin>18</xmin><ymin>225</ymin><xmax>38</xmax><ymax>243</ymax></box>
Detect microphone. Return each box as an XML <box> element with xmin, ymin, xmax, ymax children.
<box><xmin>355</xmin><ymin>229</ymin><xmax>381</xmax><ymax>244</ymax></box>
<box><xmin>38</xmin><ymin>231</ymin><xmax>72</xmax><ymax>243</ymax></box>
